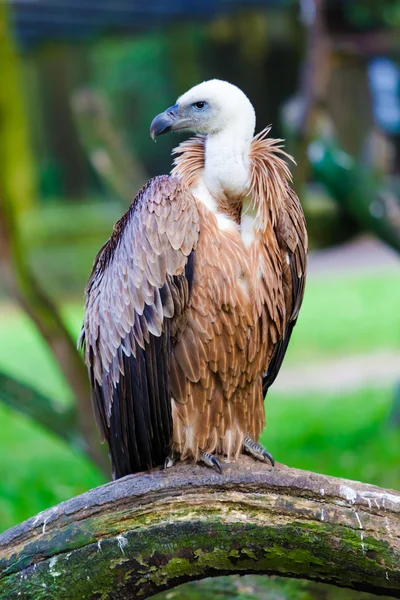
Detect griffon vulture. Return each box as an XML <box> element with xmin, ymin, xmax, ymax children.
<box><xmin>80</xmin><ymin>79</ymin><xmax>307</xmax><ymax>478</ymax></box>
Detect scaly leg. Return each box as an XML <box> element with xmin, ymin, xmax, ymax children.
<box><xmin>200</xmin><ymin>450</ymin><xmax>223</xmax><ymax>474</ymax></box>
<box><xmin>243</xmin><ymin>437</ymin><xmax>275</xmax><ymax>467</ymax></box>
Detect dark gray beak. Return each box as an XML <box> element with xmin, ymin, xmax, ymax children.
<box><xmin>150</xmin><ymin>104</ymin><xmax>179</xmax><ymax>141</ymax></box>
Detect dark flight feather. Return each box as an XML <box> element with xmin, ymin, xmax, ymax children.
<box><xmin>81</xmin><ymin>176</ymin><xmax>199</xmax><ymax>478</ymax></box>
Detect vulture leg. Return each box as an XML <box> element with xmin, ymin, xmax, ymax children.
<box><xmin>200</xmin><ymin>451</ymin><xmax>223</xmax><ymax>474</ymax></box>
<box><xmin>164</xmin><ymin>453</ymin><xmax>177</xmax><ymax>469</ymax></box>
<box><xmin>244</xmin><ymin>437</ymin><xmax>275</xmax><ymax>467</ymax></box>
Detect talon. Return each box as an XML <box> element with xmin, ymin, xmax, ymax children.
<box><xmin>244</xmin><ymin>436</ymin><xmax>275</xmax><ymax>467</ymax></box>
<box><xmin>200</xmin><ymin>451</ymin><xmax>223</xmax><ymax>474</ymax></box>
<box><xmin>164</xmin><ymin>455</ymin><xmax>176</xmax><ymax>469</ymax></box>
<box><xmin>261</xmin><ymin>449</ymin><xmax>275</xmax><ymax>467</ymax></box>
<box><xmin>210</xmin><ymin>455</ymin><xmax>223</xmax><ymax>474</ymax></box>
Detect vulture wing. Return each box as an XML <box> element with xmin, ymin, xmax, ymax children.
<box><xmin>80</xmin><ymin>176</ymin><xmax>199</xmax><ymax>478</ymax></box>
<box><xmin>263</xmin><ymin>185</ymin><xmax>307</xmax><ymax>395</ymax></box>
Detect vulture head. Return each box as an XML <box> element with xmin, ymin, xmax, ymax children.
<box><xmin>150</xmin><ymin>79</ymin><xmax>256</xmax><ymax>142</ymax></box>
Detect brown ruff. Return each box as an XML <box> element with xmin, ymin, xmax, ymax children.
<box><xmin>172</xmin><ymin>126</ymin><xmax>294</xmax><ymax>226</ymax></box>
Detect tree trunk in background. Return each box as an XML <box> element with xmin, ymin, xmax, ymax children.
<box><xmin>292</xmin><ymin>0</ymin><xmax>331</xmax><ymax>194</ymax></box>
<box><xmin>36</xmin><ymin>46</ymin><xmax>88</xmax><ymax>198</ymax></box>
<box><xmin>0</xmin><ymin>4</ymin><xmax>109</xmax><ymax>476</ymax></box>
<box><xmin>71</xmin><ymin>88</ymin><xmax>147</xmax><ymax>204</ymax></box>
<box><xmin>0</xmin><ymin>4</ymin><xmax>36</xmax><ymax>212</ymax></box>
<box><xmin>327</xmin><ymin>55</ymin><xmax>373</xmax><ymax>160</ymax></box>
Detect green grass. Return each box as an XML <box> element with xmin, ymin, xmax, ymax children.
<box><xmin>0</xmin><ymin>403</ymin><xmax>104</xmax><ymax>531</ymax></box>
<box><xmin>262</xmin><ymin>386</ymin><xmax>399</xmax><ymax>491</ymax></box>
<box><xmin>0</xmin><ymin>268</ymin><xmax>399</xmax><ymax>532</ymax></box>
<box><xmin>286</xmin><ymin>267</ymin><xmax>400</xmax><ymax>363</ymax></box>
<box><xmin>0</xmin><ymin>309</ymin><xmax>75</xmax><ymax>406</ymax></box>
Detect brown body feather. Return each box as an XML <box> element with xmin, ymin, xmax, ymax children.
<box><xmin>81</xmin><ymin>128</ymin><xmax>307</xmax><ymax>476</ymax></box>
<box><xmin>170</xmin><ymin>127</ymin><xmax>307</xmax><ymax>461</ymax></box>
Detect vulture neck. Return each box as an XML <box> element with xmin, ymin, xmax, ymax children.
<box><xmin>172</xmin><ymin>125</ymin><xmax>293</xmax><ymax>235</ymax></box>
<box><xmin>203</xmin><ymin>128</ymin><xmax>252</xmax><ymax>206</ymax></box>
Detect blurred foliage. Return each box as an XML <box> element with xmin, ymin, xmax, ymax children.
<box><xmin>287</xmin><ymin>270</ymin><xmax>400</xmax><ymax>361</ymax></box>
<box><xmin>346</xmin><ymin>0</ymin><xmax>400</xmax><ymax>29</ymax></box>
<box><xmin>0</xmin><ymin>370</ymin><xmax>79</xmax><ymax>447</ymax></box>
<box><xmin>71</xmin><ymin>88</ymin><xmax>147</xmax><ymax>202</ymax></box>
<box><xmin>301</xmin><ymin>184</ymin><xmax>360</xmax><ymax>249</ymax></box>
<box><xmin>309</xmin><ymin>138</ymin><xmax>400</xmax><ymax>252</ymax></box>
<box><xmin>20</xmin><ymin>200</ymin><xmax>121</xmax><ymax>249</ymax></box>
<box><xmin>0</xmin><ymin>307</ymin><xmax>74</xmax><ymax>406</ymax></box>
<box><xmin>88</xmin><ymin>30</ymin><xmax>196</xmax><ymax>176</ymax></box>
<box><xmin>0</xmin><ymin>402</ymin><xmax>104</xmax><ymax>530</ymax></box>
<box><xmin>19</xmin><ymin>9</ymin><xmax>299</xmax><ymax>201</ymax></box>
<box><xmin>18</xmin><ymin>201</ymin><xmax>121</xmax><ymax>298</ymax></box>
<box><xmin>0</xmin><ymin>3</ymin><xmax>36</xmax><ymax>213</ymax></box>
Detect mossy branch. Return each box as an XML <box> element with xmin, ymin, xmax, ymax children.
<box><xmin>1</xmin><ymin>458</ymin><xmax>399</xmax><ymax>599</ymax></box>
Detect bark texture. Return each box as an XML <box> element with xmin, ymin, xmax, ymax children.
<box><xmin>0</xmin><ymin>458</ymin><xmax>399</xmax><ymax>599</ymax></box>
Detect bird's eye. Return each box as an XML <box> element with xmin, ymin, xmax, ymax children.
<box><xmin>193</xmin><ymin>101</ymin><xmax>206</xmax><ymax>110</ymax></box>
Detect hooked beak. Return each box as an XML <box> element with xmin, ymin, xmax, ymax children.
<box><xmin>150</xmin><ymin>104</ymin><xmax>179</xmax><ymax>141</ymax></box>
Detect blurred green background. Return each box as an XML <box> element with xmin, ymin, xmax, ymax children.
<box><xmin>0</xmin><ymin>1</ymin><xmax>399</xmax><ymax>597</ymax></box>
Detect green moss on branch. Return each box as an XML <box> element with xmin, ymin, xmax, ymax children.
<box><xmin>0</xmin><ymin>459</ymin><xmax>399</xmax><ymax>598</ymax></box>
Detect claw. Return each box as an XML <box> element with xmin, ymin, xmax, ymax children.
<box><xmin>244</xmin><ymin>436</ymin><xmax>275</xmax><ymax>467</ymax></box>
<box><xmin>164</xmin><ymin>455</ymin><xmax>176</xmax><ymax>469</ymax></box>
<box><xmin>261</xmin><ymin>449</ymin><xmax>275</xmax><ymax>467</ymax></box>
<box><xmin>210</xmin><ymin>455</ymin><xmax>223</xmax><ymax>474</ymax></box>
<box><xmin>200</xmin><ymin>451</ymin><xmax>223</xmax><ymax>474</ymax></box>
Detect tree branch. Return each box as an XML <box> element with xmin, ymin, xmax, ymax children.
<box><xmin>1</xmin><ymin>458</ymin><xmax>399</xmax><ymax>599</ymax></box>
<box><xmin>0</xmin><ymin>370</ymin><xmax>82</xmax><ymax>448</ymax></box>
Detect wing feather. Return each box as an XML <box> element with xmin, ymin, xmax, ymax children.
<box><xmin>263</xmin><ymin>185</ymin><xmax>308</xmax><ymax>395</ymax></box>
<box><xmin>81</xmin><ymin>176</ymin><xmax>199</xmax><ymax>477</ymax></box>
